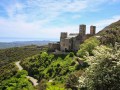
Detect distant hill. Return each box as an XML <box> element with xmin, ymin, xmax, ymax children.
<box><xmin>0</xmin><ymin>45</ymin><xmax>48</xmax><ymax>67</ymax></box>
<box><xmin>0</xmin><ymin>41</ymin><xmax>56</xmax><ymax>49</ymax></box>
<box><xmin>97</xmin><ymin>20</ymin><xmax>120</xmax><ymax>46</ymax></box>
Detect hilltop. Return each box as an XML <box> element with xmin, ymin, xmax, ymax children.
<box><xmin>97</xmin><ymin>20</ymin><xmax>120</xmax><ymax>46</ymax></box>
<box><xmin>98</xmin><ymin>20</ymin><xmax>120</xmax><ymax>34</ymax></box>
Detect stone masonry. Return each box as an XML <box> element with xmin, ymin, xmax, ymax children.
<box><xmin>48</xmin><ymin>24</ymin><xmax>96</xmax><ymax>52</ymax></box>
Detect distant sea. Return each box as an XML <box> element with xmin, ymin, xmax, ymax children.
<box><xmin>0</xmin><ymin>37</ymin><xmax>59</xmax><ymax>42</ymax></box>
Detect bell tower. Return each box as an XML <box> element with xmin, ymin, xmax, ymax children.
<box><xmin>79</xmin><ymin>24</ymin><xmax>86</xmax><ymax>36</ymax></box>
<box><xmin>90</xmin><ymin>26</ymin><xmax>96</xmax><ymax>35</ymax></box>
<box><xmin>60</xmin><ymin>32</ymin><xmax>67</xmax><ymax>40</ymax></box>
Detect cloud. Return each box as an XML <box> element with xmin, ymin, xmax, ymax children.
<box><xmin>0</xmin><ymin>16</ymin><xmax>78</xmax><ymax>38</ymax></box>
<box><xmin>0</xmin><ymin>0</ymin><xmax>120</xmax><ymax>41</ymax></box>
<box><xmin>2</xmin><ymin>0</ymin><xmax>111</xmax><ymax>21</ymax></box>
<box><xmin>0</xmin><ymin>0</ymin><xmax>115</xmax><ymax>22</ymax></box>
<box><xmin>5</xmin><ymin>2</ymin><xmax>24</xmax><ymax>18</ymax></box>
<box><xmin>72</xmin><ymin>15</ymin><xmax>81</xmax><ymax>19</ymax></box>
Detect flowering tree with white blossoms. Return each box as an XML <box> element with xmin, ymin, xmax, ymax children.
<box><xmin>78</xmin><ymin>45</ymin><xmax>120</xmax><ymax>90</ymax></box>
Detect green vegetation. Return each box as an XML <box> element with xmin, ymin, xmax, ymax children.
<box><xmin>77</xmin><ymin>37</ymin><xmax>100</xmax><ymax>57</ymax></box>
<box><xmin>0</xmin><ymin>63</ymin><xmax>17</xmax><ymax>83</ymax></box>
<box><xmin>20</xmin><ymin>37</ymin><xmax>101</xmax><ymax>90</ymax></box>
<box><xmin>65</xmin><ymin>19</ymin><xmax>120</xmax><ymax>89</ymax></box>
<box><xmin>65</xmin><ymin>72</ymin><xmax>79</xmax><ymax>90</ymax></box>
<box><xmin>21</xmin><ymin>52</ymin><xmax>55</xmax><ymax>80</ymax></box>
<box><xmin>46</xmin><ymin>82</ymin><xmax>65</xmax><ymax>90</ymax></box>
<box><xmin>0</xmin><ymin>70</ymin><xmax>34</xmax><ymax>90</ymax></box>
<box><xmin>21</xmin><ymin>51</ymin><xmax>88</xmax><ymax>89</ymax></box>
<box><xmin>0</xmin><ymin>45</ymin><xmax>46</xmax><ymax>89</ymax></box>
<box><xmin>0</xmin><ymin>45</ymin><xmax>46</xmax><ymax>67</ymax></box>
<box><xmin>1</xmin><ymin>20</ymin><xmax>120</xmax><ymax>90</ymax></box>
<box><xmin>78</xmin><ymin>45</ymin><xmax>120</xmax><ymax>90</ymax></box>
<box><xmin>98</xmin><ymin>20</ymin><xmax>120</xmax><ymax>46</ymax></box>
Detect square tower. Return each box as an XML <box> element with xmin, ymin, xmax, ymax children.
<box><xmin>60</xmin><ymin>32</ymin><xmax>67</xmax><ymax>39</ymax></box>
<box><xmin>90</xmin><ymin>26</ymin><xmax>96</xmax><ymax>35</ymax></box>
<box><xmin>79</xmin><ymin>24</ymin><xmax>86</xmax><ymax>36</ymax></box>
<box><xmin>60</xmin><ymin>32</ymin><xmax>67</xmax><ymax>51</ymax></box>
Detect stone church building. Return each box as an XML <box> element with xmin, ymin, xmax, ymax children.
<box><xmin>48</xmin><ymin>24</ymin><xmax>96</xmax><ymax>52</ymax></box>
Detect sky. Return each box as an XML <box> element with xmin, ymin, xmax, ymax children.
<box><xmin>0</xmin><ymin>0</ymin><xmax>120</xmax><ymax>42</ymax></box>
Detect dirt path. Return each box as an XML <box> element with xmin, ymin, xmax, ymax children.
<box><xmin>15</xmin><ymin>61</ymin><xmax>38</xmax><ymax>86</ymax></box>
<box><xmin>49</xmin><ymin>79</ymin><xmax>53</xmax><ymax>82</ymax></box>
<box><xmin>15</xmin><ymin>61</ymin><xmax>23</xmax><ymax>70</ymax></box>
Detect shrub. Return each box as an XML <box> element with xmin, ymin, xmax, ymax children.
<box><xmin>78</xmin><ymin>45</ymin><xmax>120</xmax><ymax>90</ymax></box>
<box><xmin>69</xmin><ymin>52</ymin><xmax>74</xmax><ymax>57</ymax></box>
<box><xmin>77</xmin><ymin>37</ymin><xmax>100</xmax><ymax>57</ymax></box>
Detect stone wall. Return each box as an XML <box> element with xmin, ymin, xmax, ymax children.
<box><xmin>60</xmin><ymin>38</ymin><xmax>72</xmax><ymax>51</ymax></box>
<box><xmin>49</xmin><ymin>24</ymin><xmax>96</xmax><ymax>52</ymax></box>
<box><xmin>48</xmin><ymin>43</ymin><xmax>60</xmax><ymax>51</ymax></box>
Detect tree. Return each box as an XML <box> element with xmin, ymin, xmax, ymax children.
<box><xmin>16</xmin><ymin>70</ymin><xmax>28</xmax><ymax>78</ymax></box>
<box><xmin>0</xmin><ymin>70</ymin><xmax>34</xmax><ymax>90</ymax></box>
<box><xmin>38</xmin><ymin>79</ymin><xmax>47</xmax><ymax>90</ymax></box>
<box><xmin>65</xmin><ymin>73</ymin><xmax>79</xmax><ymax>90</ymax></box>
<box><xmin>78</xmin><ymin>45</ymin><xmax>120</xmax><ymax>90</ymax></box>
<box><xmin>77</xmin><ymin>37</ymin><xmax>100</xmax><ymax>58</ymax></box>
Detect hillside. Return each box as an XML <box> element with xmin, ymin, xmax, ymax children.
<box><xmin>98</xmin><ymin>20</ymin><xmax>120</xmax><ymax>34</ymax></box>
<box><xmin>19</xmin><ymin>20</ymin><xmax>120</xmax><ymax>90</ymax></box>
<box><xmin>97</xmin><ymin>20</ymin><xmax>120</xmax><ymax>46</ymax></box>
<box><xmin>1</xmin><ymin>20</ymin><xmax>120</xmax><ymax>90</ymax></box>
<box><xmin>0</xmin><ymin>45</ymin><xmax>47</xmax><ymax>67</ymax></box>
<box><xmin>0</xmin><ymin>45</ymin><xmax>47</xmax><ymax>87</ymax></box>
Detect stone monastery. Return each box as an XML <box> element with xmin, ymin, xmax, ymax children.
<box><xmin>48</xmin><ymin>24</ymin><xmax>96</xmax><ymax>52</ymax></box>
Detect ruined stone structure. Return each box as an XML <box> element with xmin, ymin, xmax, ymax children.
<box><xmin>48</xmin><ymin>24</ymin><xmax>96</xmax><ymax>52</ymax></box>
<box><xmin>48</xmin><ymin>42</ymin><xmax>60</xmax><ymax>51</ymax></box>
